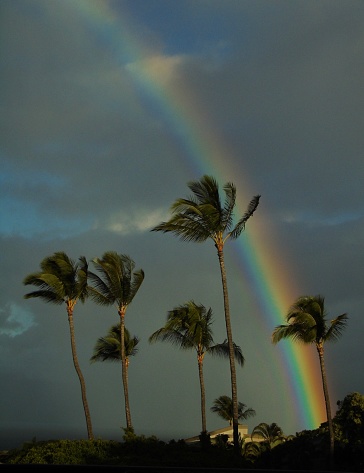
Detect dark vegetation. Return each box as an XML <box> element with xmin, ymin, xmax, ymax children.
<box><xmin>1</xmin><ymin>392</ymin><xmax>364</xmax><ymax>471</ymax></box>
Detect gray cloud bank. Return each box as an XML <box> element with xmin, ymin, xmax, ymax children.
<box><xmin>1</xmin><ymin>0</ymin><xmax>363</xmax><ymax>449</ymax></box>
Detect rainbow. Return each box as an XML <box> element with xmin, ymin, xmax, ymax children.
<box><xmin>68</xmin><ymin>0</ymin><xmax>326</xmax><ymax>431</ymax></box>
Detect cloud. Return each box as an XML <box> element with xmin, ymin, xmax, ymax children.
<box><xmin>126</xmin><ymin>54</ymin><xmax>186</xmax><ymax>87</ymax></box>
<box><xmin>280</xmin><ymin>210</ymin><xmax>363</xmax><ymax>226</ymax></box>
<box><xmin>101</xmin><ymin>206</ymin><xmax>168</xmax><ymax>235</ymax></box>
<box><xmin>0</xmin><ymin>303</ymin><xmax>37</xmax><ymax>338</ymax></box>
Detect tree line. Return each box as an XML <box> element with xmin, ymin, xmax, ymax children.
<box><xmin>23</xmin><ymin>175</ymin><xmax>349</xmax><ymax>467</ymax></box>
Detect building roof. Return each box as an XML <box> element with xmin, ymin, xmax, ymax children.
<box><xmin>184</xmin><ymin>424</ymin><xmax>249</xmax><ymax>444</ymax></box>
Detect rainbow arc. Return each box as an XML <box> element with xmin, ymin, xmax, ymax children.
<box><xmin>70</xmin><ymin>0</ymin><xmax>326</xmax><ymax>431</ymax></box>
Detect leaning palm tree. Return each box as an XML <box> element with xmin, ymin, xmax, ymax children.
<box><xmin>23</xmin><ymin>251</ymin><xmax>93</xmax><ymax>440</ymax></box>
<box><xmin>211</xmin><ymin>394</ymin><xmax>256</xmax><ymax>426</ymax></box>
<box><xmin>87</xmin><ymin>252</ymin><xmax>144</xmax><ymax>432</ymax></box>
<box><xmin>151</xmin><ymin>175</ymin><xmax>260</xmax><ymax>453</ymax></box>
<box><xmin>90</xmin><ymin>325</ymin><xmax>139</xmax><ymax>409</ymax></box>
<box><xmin>149</xmin><ymin>301</ymin><xmax>245</xmax><ymax>435</ymax></box>
<box><xmin>272</xmin><ymin>295</ymin><xmax>348</xmax><ymax>467</ymax></box>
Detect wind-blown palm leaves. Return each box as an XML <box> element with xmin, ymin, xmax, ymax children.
<box><xmin>88</xmin><ymin>252</ymin><xmax>144</xmax><ymax>432</ymax></box>
<box><xmin>151</xmin><ymin>175</ymin><xmax>260</xmax><ymax>453</ymax></box>
<box><xmin>91</xmin><ymin>324</ymin><xmax>139</xmax><ymax>363</ymax></box>
<box><xmin>210</xmin><ymin>395</ymin><xmax>256</xmax><ymax>426</ymax></box>
<box><xmin>149</xmin><ymin>300</ymin><xmax>245</xmax><ymax>435</ymax></box>
<box><xmin>251</xmin><ymin>422</ymin><xmax>286</xmax><ymax>449</ymax></box>
<box><xmin>91</xmin><ymin>324</ymin><xmax>139</xmax><ymax>410</ymax></box>
<box><xmin>23</xmin><ymin>251</ymin><xmax>94</xmax><ymax>440</ymax></box>
<box><xmin>272</xmin><ymin>295</ymin><xmax>348</xmax><ymax>467</ymax></box>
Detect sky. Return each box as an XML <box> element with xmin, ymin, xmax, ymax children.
<box><xmin>1</xmin><ymin>0</ymin><xmax>364</xmax><ymax>450</ymax></box>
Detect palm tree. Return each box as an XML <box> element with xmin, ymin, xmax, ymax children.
<box><xmin>251</xmin><ymin>422</ymin><xmax>285</xmax><ymax>449</ymax></box>
<box><xmin>149</xmin><ymin>300</ymin><xmax>245</xmax><ymax>435</ymax></box>
<box><xmin>23</xmin><ymin>251</ymin><xmax>94</xmax><ymax>440</ymax></box>
<box><xmin>211</xmin><ymin>395</ymin><xmax>256</xmax><ymax>426</ymax></box>
<box><xmin>272</xmin><ymin>294</ymin><xmax>348</xmax><ymax>467</ymax></box>
<box><xmin>87</xmin><ymin>252</ymin><xmax>144</xmax><ymax>432</ymax></box>
<box><xmin>90</xmin><ymin>324</ymin><xmax>139</xmax><ymax>413</ymax></box>
<box><xmin>151</xmin><ymin>175</ymin><xmax>260</xmax><ymax>453</ymax></box>
<box><xmin>91</xmin><ymin>324</ymin><xmax>139</xmax><ymax>363</ymax></box>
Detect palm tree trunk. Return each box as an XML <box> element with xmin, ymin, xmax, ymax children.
<box><xmin>216</xmin><ymin>247</ymin><xmax>240</xmax><ymax>455</ymax></box>
<box><xmin>197</xmin><ymin>354</ymin><xmax>207</xmax><ymax>434</ymax></box>
<box><xmin>316</xmin><ymin>343</ymin><xmax>334</xmax><ymax>469</ymax></box>
<box><xmin>67</xmin><ymin>304</ymin><xmax>94</xmax><ymax>440</ymax></box>
<box><xmin>120</xmin><ymin>309</ymin><xmax>132</xmax><ymax>430</ymax></box>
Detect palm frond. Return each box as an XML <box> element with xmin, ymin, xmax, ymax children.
<box><xmin>24</xmin><ymin>289</ymin><xmax>64</xmax><ymax>304</ymax></box>
<box><xmin>325</xmin><ymin>313</ymin><xmax>348</xmax><ymax>342</ymax></box>
<box><xmin>23</xmin><ymin>273</ymin><xmax>65</xmax><ymax>302</ymax></box>
<box><xmin>208</xmin><ymin>340</ymin><xmax>245</xmax><ymax>366</ymax></box>
<box><xmin>272</xmin><ymin>323</ymin><xmax>312</xmax><ymax>344</ymax></box>
<box><xmin>77</xmin><ymin>256</ymin><xmax>89</xmax><ymax>303</ymax></box>
<box><xmin>229</xmin><ymin>195</ymin><xmax>261</xmax><ymax>240</ymax></box>
<box><xmin>240</xmin><ymin>406</ymin><xmax>256</xmax><ymax>420</ymax></box>
<box><xmin>189</xmin><ymin>175</ymin><xmax>221</xmax><ymax>209</ymax></box>
<box><xmin>129</xmin><ymin>269</ymin><xmax>145</xmax><ymax>303</ymax></box>
<box><xmin>149</xmin><ymin>327</ymin><xmax>193</xmax><ymax>349</ymax></box>
<box><xmin>221</xmin><ymin>181</ymin><xmax>236</xmax><ymax>231</ymax></box>
<box><xmin>152</xmin><ymin>202</ymin><xmax>213</xmax><ymax>242</ymax></box>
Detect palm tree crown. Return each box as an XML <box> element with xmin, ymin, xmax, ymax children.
<box><xmin>210</xmin><ymin>395</ymin><xmax>256</xmax><ymax>426</ymax></box>
<box><xmin>149</xmin><ymin>300</ymin><xmax>244</xmax><ymax>365</ymax></box>
<box><xmin>91</xmin><ymin>325</ymin><xmax>139</xmax><ymax>364</ymax></box>
<box><xmin>88</xmin><ymin>252</ymin><xmax>144</xmax><ymax>309</ymax></box>
<box><xmin>272</xmin><ymin>295</ymin><xmax>348</xmax><ymax>346</ymax></box>
<box><xmin>23</xmin><ymin>251</ymin><xmax>89</xmax><ymax>305</ymax></box>
<box><xmin>251</xmin><ymin>422</ymin><xmax>286</xmax><ymax>449</ymax></box>
<box><xmin>152</xmin><ymin>175</ymin><xmax>260</xmax><ymax>246</ymax></box>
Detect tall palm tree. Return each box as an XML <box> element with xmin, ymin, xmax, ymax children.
<box><xmin>151</xmin><ymin>175</ymin><xmax>260</xmax><ymax>453</ymax></box>
<box><xmin>23</xmin><ymin>251</ymin><xmax>94</xmax><ymax>440</ymax></box>
<box><xmin>272</xmin><ymin>295</ymin><xmax>348</xmax><ymax>467</ymax></box>
<box><xmin>90</xmin><ymin>324</ymin><xmax>139</xmax><ymax>414</ymax></box>
<box><xmin>87</xmin><ymin>252</ymin><xmax>144</xmax><ymax>432</ymax></box>
<box><xmin>210</xmin><ymin>395</ymin><xmax>256</xmax><ymax>426</ymax></box>
<box><xmin>149</xmin><ymin>300</ymin><xmax>245</xmax><ymax>435</ymax></box>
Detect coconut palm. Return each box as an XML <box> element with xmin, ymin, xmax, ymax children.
<box><xmin>251</xmin><ymin>422</ymin><xmax>285</xmax><ymax>449</ymax></box>
<box><xmin>90</xmin><ymin>324</ymin><xmax>139</xmax><ymax>363</ymax></box>
<box><xmin>151</xmin><ymin>175</ymin><xmax>260</xmax><ymax>453</ymax></box>
<box><xmin>88</xmin><ymin>252</ymin><xmax>144</xmax><ymax>431</ymax></box>
<box><xmin>272</xmin><ymin>294</ymin><xmax>348</xmax><ymax>467</ymax></box>
<box><xmin>210</xmin><ymin>395</ymin><xmax>256</xmax><ymax>426</ymax></box>
<box><xmin>23</xmin><ymin>251</ymin><xmax>93</xmax><ymax>440</ymax></box>
<box><xmin>149</xmin><ymin>300</ymin><xmax>245</xmax><ymax>435</ymax></box>
<box><xmin>90</xmin><ymin>324</ymin><xmax>139</xmax><ymax>411</ymax></box>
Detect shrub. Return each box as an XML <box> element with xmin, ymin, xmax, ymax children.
<box><xmin>6</xmin><ymin>439</ymin><xmax>122</xmax><ymax>465</ymax></box>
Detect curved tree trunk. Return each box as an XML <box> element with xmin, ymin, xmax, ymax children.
<box><xmin>67</xmin><ymin>303</ymin><xmax>94</xmax><ymax>440</ymax></box>
<box><xmin>197</xmin><ymin>354</ymin><xmax>207</xmax><ymax>434</ymax></box>
<box><xmin>216</xmin><ymin>246</ymin><xmax>240</xmax><ymax>455</ymax></box>
<box><xmin>120</xmin><ymin>308</ymin><xmax>132</xmax><ymax>430</ymax></box>
<box><xmin>316</xmin><ymin>343</ymin><xmax>334</xmax><ymax>469</ymax></box>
